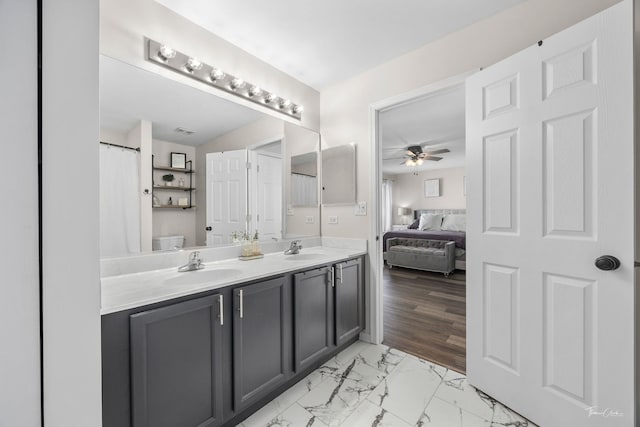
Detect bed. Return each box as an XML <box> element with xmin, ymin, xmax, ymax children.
<box><xmin>383</xmin><ymin>209</ymin><xmax>466</xmax><ymax>270</ymax></box>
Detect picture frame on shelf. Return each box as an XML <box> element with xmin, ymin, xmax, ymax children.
<box><xmin>170</xmin><ymin>152</ymin><xmax>187</xmax><ymax>169</ymax></box>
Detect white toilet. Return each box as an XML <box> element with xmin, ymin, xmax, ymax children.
<box><xmin>152</xmin><ymin>235</ymin><xmax>185</xmax><ymax>251</ymax></box>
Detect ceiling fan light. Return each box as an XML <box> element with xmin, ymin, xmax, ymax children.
<box><xmin>405</xmin><ymin>159</ymin><xmax>415</xmax><ymax>166</ymax></box>
<box><xmin>416</xmin><ymin>158</ymin><xmax>424</xmax><ymax>165</ymax></box>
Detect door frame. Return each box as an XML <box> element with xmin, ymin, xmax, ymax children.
<box><xmin>367</xmin><ymin>70</ymin><xmax>476</xmax><ymax>344</ymax></box>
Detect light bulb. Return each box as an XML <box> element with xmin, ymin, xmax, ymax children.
<box><xmin>158</xmin><ymin>45</ymin><xmax>176</xmax><ymax>62</ymax></box>
<box><xmin>230</xmin><ymin>78</ymin><xmax>245</xmax><ymax>90</ymax></box>
<box><xmin>185</xmin><ymin>57</ymin><xmax>202</xmax><ymax>73</ymax></box>
<box><xmin>292</xmin><ymin>104</ymin><xmax>304</xmax><ymax>114</ymax></box>
<box><xmin>210</xmin><ymin>68</ymin><xmax>225</xmax><ymax>81</ymax></box>
<box><xmin>264</xmin><ymin>93</ymin><xmax>277</xmax><ymax>104</ymax></box>
<box><xmin>405</xmin><ymin>159</ymin><xmax>415</xmax><ymax>166</ymax></box>
<box><xmin>248</xmin><ymin>86</ymin><xmax>262</xmax><ymax>97</ymax></box>
<box><xmin>416</xmin><ymin>158</ymin><xmax>424</xmax><ymax>165</ymax></box>
<box><xmin>279</xmin><ymin>99</ymin><xmax>291</xmax><ymax>109</ymax></box>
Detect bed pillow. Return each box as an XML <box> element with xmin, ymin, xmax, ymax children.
<box><xmin>441</xmin><ymin>214</ymin><xmax>466</xmax><ymax>231</ymax></box>
<box><xmin>408</xmin><ymin>218</ymin><xmax>420</xmax><ymax>229</ymax></box>
<box><xmin>418</xmin><ymin>213</ymin><xmax>443</xmax><ymax>231</ymax></box>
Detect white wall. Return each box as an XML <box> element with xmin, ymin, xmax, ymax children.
<box><xmin>319</xmin><ymin>0</ymin><xmax>621</xmax><ymax>239</ymax></box>
<box><xmin>100</xmin><ymin>0</ymin><xmax>320</xmax><ymax>132</ymax></box>
<box><xmin>392</xmin><ymin>167</ymin><xmax>466</xmax><ymax>224</ymax></box>
<box><xmin>0</xmin><ymin>1</ymin><xmax>41</xmax><ymax>425</ymax></box>
<box><xmin>152</xmin><ymin>139</ymin><xmax>197</xmax><ymax>247</ymax></box>
<box><xmin>43</xmin><ymin>0</ymin><xmax>102</xmax><ymax>425</ymax></box>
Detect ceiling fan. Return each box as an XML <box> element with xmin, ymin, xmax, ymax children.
<box><xmin>389</xmin><ymin>145</ymin><xmax>451</xmax><ymax>166</ymax></box>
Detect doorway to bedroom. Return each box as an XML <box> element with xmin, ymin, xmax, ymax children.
<box><xmin>377</xmin><ymin>80</ymin><xmax>468</xmax><ymax>373</ymax></box>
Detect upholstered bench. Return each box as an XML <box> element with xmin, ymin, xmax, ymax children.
<box><xmin>384</xmin><ymin>238</ymin><xmax>455</xmax><ymax>276</ymax></box>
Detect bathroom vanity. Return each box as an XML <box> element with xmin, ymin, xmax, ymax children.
<box><xmin>101</xmin><ymin>244</ymin><xmax>365</xmax><ymax>427</ymax></box>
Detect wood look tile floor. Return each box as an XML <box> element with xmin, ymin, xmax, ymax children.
<box><xmin>382</xmin><ymin>265</ymin><xmax>467</xmax><ymax>374</ymax></box>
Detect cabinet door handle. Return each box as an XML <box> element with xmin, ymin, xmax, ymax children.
<box><xmin>329</xmin><ymin>268</ymin><xmax>335</xmax><ymax>287</ymax></box>
<box><xmin>338</xmin><ymin>264</ymin><xmax>343</xmax><ymax>284</ymax></box>
<box><xmin>218</xmin><ymin>294</ymin><xmax>224</xmax><ymax>326</ymax></box>
<box><xmin>238</xmin><ymin>290</ymin><xmax>244</xmax><ymax>319</ymax></box>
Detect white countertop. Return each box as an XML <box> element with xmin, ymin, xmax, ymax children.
<box><xmin>101</xmin><ymin>245</ymin><xmax>366</xmax><ymax>315</ymax></box>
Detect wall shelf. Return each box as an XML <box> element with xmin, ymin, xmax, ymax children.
<box><xmin>153</xmin><ymin>186</ymin><xmax>196</xmax><ymax>191</ymax></box>
<box><xmin>152</xmin><ymin>156</ymin><xmax>194</xmax><ymax>209</ymax></box>
<box><xmin>153</xmin><ymin>205</ymin><xmax>196</xmax><ymax>210</ymax></box>
<box><xmin>153</xmin><ymin>166</ymin><xmax>195</xmax><ymax>174</ymax></box>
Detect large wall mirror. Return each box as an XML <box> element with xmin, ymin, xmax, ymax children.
<box><xmin>99</xmin><ymin>55</ymin><xmax>320</xmax><ymax>257</ymax></box>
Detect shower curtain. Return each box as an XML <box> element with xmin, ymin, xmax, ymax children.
<box><xmin>99</xmin><ymin>145</ymin><xmax>141</xmax><ymax>257</ymax></box>
<box><xmin>291</xmin><ymin>173</ymin><xmax>318</xmax><ymax>206</ymax></box>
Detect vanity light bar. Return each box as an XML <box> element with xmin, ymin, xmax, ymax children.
<box><xmin>146</xmin><ymin>38</ymin><xmax>303</xmax><ymax>120</ymax></box>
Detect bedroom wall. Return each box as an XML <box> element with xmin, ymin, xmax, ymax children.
<box><xmin>392</xmin><ymin>167</ymin><xmax>466</xmax><ymax>224</ymax></box>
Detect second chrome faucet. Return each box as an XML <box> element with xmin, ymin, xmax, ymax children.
<box><xmin>284</xmin><ymin>240</ymin><xmax>303</xmax><ymax>255</ymax></box>
<box><xmin>178</xmin><ymin>251</ymin><xmax>204</xmax><ymax>272</ymax></box>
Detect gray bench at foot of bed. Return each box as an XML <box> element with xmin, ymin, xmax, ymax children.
<box><xmin>383</xmin><ymin>237</ymin><xmax>455</xmax><ymax>276</ymax></box>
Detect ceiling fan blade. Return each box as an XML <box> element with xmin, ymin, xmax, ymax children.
<box><xmin>405</xmin><ymin>150</ymin><xmax>417</xmax><ymax>156</ymax></box>
<box><xmin>427</xmin><ymin>156</ymin><xmax>443</xmax><ymax>161</ymax></box>
<box><xmin>417</xmin><ymin>153</ymin><xmax>428</xmax><ymax>159</ymax></box>
<box><xmin>424</xmin><ymin>148</ymin><xmax>450</xmax><ymax>155</ymax></box>
<box><xmin>384</xmin><ymin>157</ymin><xmax>407</xmax><ymax>161</ymax></box>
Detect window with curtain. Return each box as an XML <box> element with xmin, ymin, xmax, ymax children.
<box><xmin>381</xmin><ymin>179</ymin><xmax>393</xmax><ymax>232</ymax></box>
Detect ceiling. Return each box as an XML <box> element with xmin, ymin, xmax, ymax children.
<box><xmin>99</xmin><ymin>56</ymin><xmax>264</xmax><ymax>145</ymax></box>
<box><xmin>379</xmin><ymin>84</ymin><xmax>465</xmax><ymax>175</ymax></box>
<box><xmin>156</xmin><ymin>0</ymin><xmax>525</xmax><ymax>90</ymax></box>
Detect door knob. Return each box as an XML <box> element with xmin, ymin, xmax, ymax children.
<box><xmin>205</xmin><ymin>226</ymin><xmax>212</xmax><ymax>231</ymax></box>
<box><xmin>595</xmin><ymin>255</ymin><xmax>621</xmax><ymax>271</ymax></box>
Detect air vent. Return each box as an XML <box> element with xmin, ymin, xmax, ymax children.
<box><xmin>174</xmin><ymin>127</ymin><xmax>195</xmax><ymax>135</ymax></box>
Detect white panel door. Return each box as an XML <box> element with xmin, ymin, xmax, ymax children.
<box><xmin>206</xmin><ymin>150</ymin><xmax>248</xmax><ymax>246</ymax></box>
<box><xmin>249</xmin><ymin>151</ymin><xmax>283</xmax><ymax>241</ymax></box>
<box><xmin>466</xmin><ymin>2</ymin><xmax>634</xmax><ymax>426</ymax></box>
<box><xmin>258</xmin><ymin>153</ymin><xmax>283</xmax><ymax>241</ymax></box>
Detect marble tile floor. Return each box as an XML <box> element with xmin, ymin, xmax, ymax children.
<box><xmin>238</xmin><ymin>341</ymin><xmax>536</xmax><ymax>427</ymax></box>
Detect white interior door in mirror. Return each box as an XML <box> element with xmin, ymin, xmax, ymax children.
<box><xmin>206</xmin><ymin>150</ymin><xmax>248</xmax><ymax>246</ymax></box>
<box><xmin>249</xmin><ymin>151</ymin><xmax>282</xmax><ymax>241</ymax></box>
<box><xmin>466</xmin><ymin>2</ymin><xmax>634</xmax><ymax>426</ymax></box>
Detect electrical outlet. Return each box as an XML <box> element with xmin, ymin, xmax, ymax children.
<box><xmin>354</xmin><ymin>201</ymin><xmax>367</xmax><ymax>216</ymax></box>
<box><xmin>328</xmin><ymin>215</ymin><xmax>339</xmax><ymax>224</ymax></box>
<box><xmin>305</xmin><ymin>216</ymin><xmax>314</xmax><ymax>224</ymax></box>
<box><xmin>287</xmin><ymin>204</ymin><xmax>294</xmax><ymax>215</ymax></box>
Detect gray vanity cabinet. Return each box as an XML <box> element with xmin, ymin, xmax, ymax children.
<box><xmin>232</xmin><ymin>276</ymin><xmax>291</xmax><ymax>411</ymax></box>
<box><xmin>334</xmin><ymin>258</ymin><xmax>364</xmax><ymax>346</ymax></box>
<box><xmin>293</xmin><ymin>266</ymin><xmax>334</xmax><ymax>372</ymax></box>
<box><xmin>129</xmin><ymin>294</ymin><xmax>224</xmax><ymax>427</ymax></box>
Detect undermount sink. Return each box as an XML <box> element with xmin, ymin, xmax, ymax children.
<box><xmin>163</xmin><ymin>268</ymin><xmax>242</xmax><ymax>286</ymax></box>
<box><xmin>284</xmin><ymin>253</ymin><xmax>326</xmax><ymax>261</ymax></box>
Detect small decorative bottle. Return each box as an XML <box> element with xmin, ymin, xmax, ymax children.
<box><xmin>252</xmin><ymin>231</ymin><xmax>261</xmax><ymax>256</ymax></box>
<box><xmin>168</xmin><ymin>196</ymin><xmax>173</xmax><ymax>206</ymax></box>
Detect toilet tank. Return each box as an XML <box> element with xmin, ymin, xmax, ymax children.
<box><xmin>152</xmin><ymin>235</ymin><xmax>185</xmax><ymax>251</ymax></box>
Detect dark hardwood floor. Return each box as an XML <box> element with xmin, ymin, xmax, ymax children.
<box><xmin>382</xmin><ymin>265</ymin><xmax>466</xmax><ymax>373</ymax></box>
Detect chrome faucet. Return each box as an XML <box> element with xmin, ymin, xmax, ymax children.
<box><xmin>178</xmin><ymin>251</ymin><xmax>204</xmax><ymax>272</ymax></box>
<box><xmin>284</xmin><ymin>240</ymin><xmax>303</xmax><ymax>255</ymax></box>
